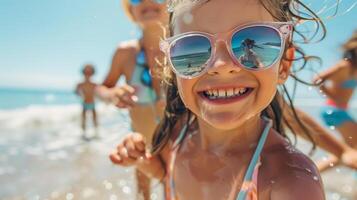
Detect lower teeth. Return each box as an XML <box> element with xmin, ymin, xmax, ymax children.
<box><xmin>205</xmin><ymin>89</ymin><xmax>248</xmax><ymax>99</ymax></box>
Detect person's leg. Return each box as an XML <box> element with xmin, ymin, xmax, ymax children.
<box><xmin>81</xmin><ymin>109</ymin><xmax>87</xmax><ymax>138</ymax></box>
<box><xmin>136</xmin><ymin>168</ymin><xmax>151</xmax><ymax>200</ymax></box>
<box><xmin>92</xmin><ymin>108</ymin><xmax>99</xmax><ymax>138</ymax></box>
<box><xmin>92</xmin><ymin>108</ymin><xmax>98</xmax><ymax>128</ymax></box>
<box><xmin>316</xmin><ymin>154</ymin><xmax>339</xmax><ymax>172</ymax></box>
<box><xmin>336</xmin><ymin>121</ymin><xmax>357</xmax><ymax>148</ymax></box>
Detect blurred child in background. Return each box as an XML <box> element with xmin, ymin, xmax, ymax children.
<box><xmin>96</xmin><ymin>0</ymin><xmax>169</xmax><ymax>199</ymax></box>
<box><xmin>76</xmin><ymin>64</ymin><xmax>98</xmax><ymax>140</ymax></box>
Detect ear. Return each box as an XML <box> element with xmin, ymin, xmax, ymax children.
<box><xmin>278</xmin><ymin>47</ymin><xmax>295</xmax><ymax>84</ymax></box>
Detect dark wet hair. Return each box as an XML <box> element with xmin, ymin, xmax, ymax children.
<box><xmin>151</xmin><ymin>0</ymin><xmax>337</xmax><ymax>154</ymax></box>
<box><xmin>82</xmin><ymin>64</ymin><xmax>95</xmax><ymax>75</ymax></box>
<box><xmin>342</xmin><ymin>30</ymin><xmax>357</xmax><ymax>67</ymax></box>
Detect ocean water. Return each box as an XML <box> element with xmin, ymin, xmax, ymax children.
<box><xmin>0</xmin><ymin>87</ymin><xmax>79</xmax><ymax>110</ymax></box>
<box><xmin>0</xmin><ymin>87</ymin><xmax>356</xmax><ymax>199</ymax></box>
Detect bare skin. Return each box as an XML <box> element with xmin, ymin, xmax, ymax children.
<box><xmin>280</xmin><ymin>96</ymin><xmax>357</xmax><ymax>171</ymax></box>
<box><xmin>111</xmin><ymin>0</ymin><xmax>325</xmax><ymax>199</ymax></box>
<box><xmin>314</xmin><ymin>59</ymin><xmax>357</xmax><ymax>147</ymax></box>
<box><xmin>313</xmin><ymin>58</ymin><xmax>357</xmax><ymax>171</ymax></box>
<box><xmin>76</xmin><ymin>66</ymin><xmax>98</xmax><ymax>138</ymax></box>
<box><xmin>96</xmin><ymin>0</ymin><xmax>169</xmax><ymax>199</ymax></box>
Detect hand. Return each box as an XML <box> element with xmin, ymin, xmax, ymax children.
<box><xmin>107</xmin><ymin>85</ymin><xmax>138</xmax><ymax>108</ymax></box>
<box><xmin>109</xmin><ymin>133</ymin><xmax>150</xmax><ymax>167</ymax></box>
<box><xmin>340</xmin><ymin>147</ymin><xmax>357</xmax><ymax>170</ymax></box>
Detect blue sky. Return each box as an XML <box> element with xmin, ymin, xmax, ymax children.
<box><xmin>0</xmin><ymin>0</ymin><xmax>356</xmax><ymax>90</ymax></box>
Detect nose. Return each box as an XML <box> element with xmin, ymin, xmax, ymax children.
<box><xmin>207</xmin><ymin>41</ymin><xmax>241</xmax><ymax>76</ymax></box>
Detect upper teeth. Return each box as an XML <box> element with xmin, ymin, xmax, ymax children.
<box><xmin>204</xmin><ymin>88</ymin><xmax>248</xmax><ymax>99</ymax></box>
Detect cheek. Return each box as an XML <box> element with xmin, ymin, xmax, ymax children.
<box><xmin>176</xmin><ymin>78</ymin><xmax>197</xmax><ymax>111</ymax></box>
<box><xmin>255</xmin><ymin>65</ymin><xmax>280</xmax><ymax>104</ymax></box>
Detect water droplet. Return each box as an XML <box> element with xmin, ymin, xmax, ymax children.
<box><xmin>66</xmin><ymin>193</ymin><xmax>74</xmax><ymax>200</ymax></box>
<box><xmin>331</xmin><ymin>192</ymin><xmax>340</xmax><ymax>200</ymax></box>
<box><xmin>103</xmin><ymin>180</ymin><xmax>113</xmax><ymax>190</ymax></box>
<box><xmin>313</xmin><ymin>176</ymin><xmax>318</xmax><ymax>181</ymax></box>
<box><xmin>82</xmin><ymin>187</ymin><xmax>96</xmax><ymax>198</ymax></box>
<box><xmin>150</xmin><ymin>193</ymin><xmax>158</xmax><ymax>200</ymax></box>
<box><xmin>110</xmin><ymin>194</ymin><xmax>118</xmax><ymax>200</ymax></box>
<box><xmin>183</xmin><ymin>12</ymin><xmax>193</xmax><ymax>24</ymax></box>
<box><xmin>122</xmin><ymin>186</ymin><xmax>131</xmax><ymax>194</ymax></box>
<box><xmin>118</xmin><ymin>180</ymin><xmax>127</xmax><ymax>187</ymax></box>
<box><xmin>329</xmin><ymin>126</ymin><xmax>336</xmax><ymax>130</ymax></box>
<box><xmin>326</xmin><ymin>110</ymin><xmax>333</xmax><ymax>115</ymax></box>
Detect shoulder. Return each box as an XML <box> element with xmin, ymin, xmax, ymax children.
<box><xmin>330</xmin><ymin>60</ymin><xmax>352</xmax><ymax>76</ymax></box>
<box><xmin>264</xmin><ymin>136</ymin><xmax>324</xmax><ymax>200</ymax></box>
<box><xmin>113</xmin><ymin>40</ymin><xmax>139</xmax><ymax>57</ymax></box>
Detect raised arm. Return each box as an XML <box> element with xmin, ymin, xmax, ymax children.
<box><xmin>96</xmin><ymin>44</ymin><xmax>138</xmax><ymax>107</ymax></box>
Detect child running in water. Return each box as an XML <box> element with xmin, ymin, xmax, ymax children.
<box><xmin>108</xmin><ymin>0</ymin><xmax>348</xmax><ymax>199</ymax></box>
<box><xmin>75</xmin><ymin>64</ymin><xmax>98</xmax><ymax>140</ymax></box>
<box><xmin>314</xmin><ymin>30</ymin><xmax>357</xmax><ymax>171</ymax></box>
<box><xmin>96</xmin><ymin>0</ymin><xmax>169</xmax><ymax>199</ymax></box>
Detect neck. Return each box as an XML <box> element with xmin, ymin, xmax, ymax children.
<box><xmin>141</xmin><ymin>23</ymin><xmax>167</xmax><ymax>51</ymax></box>
<box><xmin>197</xmin><ymin>115</ymin><xmax>265</xmax><ymax>153</ymax></box>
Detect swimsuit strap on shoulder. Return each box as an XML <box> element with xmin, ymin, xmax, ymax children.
<box><xmin>236</xmin><ymin>117</ymin><xmax>273</xmax><ymax>200</ymax></box>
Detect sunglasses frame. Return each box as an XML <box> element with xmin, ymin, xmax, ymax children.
<box><xmin>160</xmin><ymin>21</ymin><xmax>294</xmax><ymax>79</ymax></box>
<box><xmin>129</xmin><ymin>0</ymin><xmax>165</xmax><ymax>6</ymax></box>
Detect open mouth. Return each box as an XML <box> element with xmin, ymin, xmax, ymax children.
<box><xmin>198</xmin><ymin>87</ymin><xmax>253</xmax><ymax>103</ymax></box>
<box><xmin>141</xmin><ymin>7</ymin><xmax>160</xmax><ymax>17</ymax></box>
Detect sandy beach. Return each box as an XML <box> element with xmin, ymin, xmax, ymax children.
<box><xmin>0</xmin><ymin>102</ymin><xmax>356</xmax><ymax>200</ymax></box>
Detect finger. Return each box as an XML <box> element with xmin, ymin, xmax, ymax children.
<box><xmin>122</xmin><ymin>85</ymin><xmax>136</xmax><ymax>94</ymax></box>
<box><xmin>117</xmin><ymin>95</ymin><xmax>135</xmax><ymax>107</ymax></box>
<box><xmin>115</xmin><ymin>101</ymin><xmax>129</xmax><ymax>108</ymax></box>
<box><xmin>124</xmin><ymin>138</ymin><xmax>141</xmax><ymax>157</ymax></box>
<box><xmin>109</xmin><ymin>151</ymin><xmax>122</xmax><ymax>164</ymax></box>
<box><xmin>118</xmin><ymin>146</ymin><xmax>136</xmax><ymax>165</ymax></box>
<box><xmin>132</xmin><ymin>134</ymin><xmax>146</xmax><ymax>152</ymax></box>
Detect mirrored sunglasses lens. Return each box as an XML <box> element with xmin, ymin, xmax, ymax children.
<box><xmin>170</xmin><ymin>35</ymin><xmax>211</xmax><ymax>77</ymax></box>
<box><xmin>231</xmin><ymin>26</ymin><xmax>282</xmax><ymax>69</ymax></box>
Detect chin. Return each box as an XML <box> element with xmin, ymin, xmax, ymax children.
<box><xmin>200</xmin><ymin>111</ymin><xmax>249</xmax><ymax>130</ymax></box>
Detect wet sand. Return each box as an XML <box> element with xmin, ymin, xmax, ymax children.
<box><xmin>0</xmin><ymin>104</ymin><xmax>356</xmax><ymax>200</ymax></box>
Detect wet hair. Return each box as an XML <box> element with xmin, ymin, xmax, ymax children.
<box><xmin>342</xmin><ymin>30</ymin><xmax>357</xmax><ymax>67</ymax></box>
<box><xmin>151</xmin><ymin>0</ymin><xmax>336</xmax><ymax>154</ymax></box>
<box><xmin>82</xmin><ymin>64</ymin><xmax>95</xmax><ymax>75</ymax></box>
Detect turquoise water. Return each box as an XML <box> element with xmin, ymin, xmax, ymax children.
<box><xmin>0</xmin><ymin>87</ymin><xmax>79</xmax><ymax>110</ymax></box>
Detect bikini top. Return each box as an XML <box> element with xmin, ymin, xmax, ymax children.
<box><xmin>128</xmin><ymin>48</ymin><xmax>157</xmax><ymax>105</ymax></box>
<box><xmin>341</xmin><ymin>78</ymin><xmax>357</xmax><ymax>89</ymax></box>
<box><xmin>165</xmin><ymin>117</ymin><xmax>273</xmax><ymax>200</ymax></box>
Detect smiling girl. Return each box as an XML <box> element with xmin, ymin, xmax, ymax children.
<box><xmin>108</xmin><ymin>0</ymin><xmax>331</xmax><ymax>199</ymax></box>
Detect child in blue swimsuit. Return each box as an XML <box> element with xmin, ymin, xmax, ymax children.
<box><xmin>75</xmin><ymin>64</ymin><xmax>98</xmax><ymax>140</ymax></box>
<box><xmin>314</xmin><ymin>30</ymin><xmax>357</xmax><ymax>148</ymax></box>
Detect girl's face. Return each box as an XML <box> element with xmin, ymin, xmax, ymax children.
<box><xmin>172</xmin><ymin>0</ymin><xmax>291</xmax><ymax>130</ymax></box>
<box><xmin>129</xmin><ymin>0</ymin><xmax>169</xmax><ymax>27</ymax></box>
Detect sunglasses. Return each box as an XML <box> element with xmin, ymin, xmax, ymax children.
<box><xmin>129</xmin><ymin>0</ymin><xmax>165</xmax><ymax>6</ymax></box>
<box><xmin>160</xmin><ymin>22</ymin><xmax>293</xmax><ymax>79</ymax></box>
